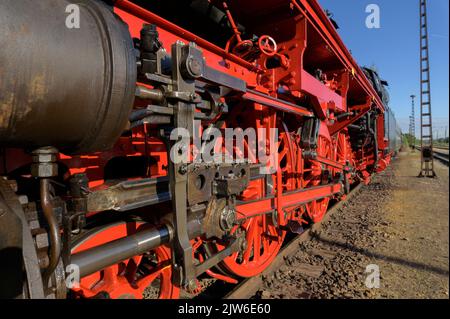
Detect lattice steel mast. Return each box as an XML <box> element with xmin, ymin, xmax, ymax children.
<box><xmin>410</xmin><ymin>94</ymin><xmax>416</xmax><ymax>150</ymax></box>
<box><xmin>418</xmin><ymin>0</ymin><xmax>436</xmax><ymax>177</ymax></box>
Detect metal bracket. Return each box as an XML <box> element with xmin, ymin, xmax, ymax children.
<box><xmin>168</xmin><ymin>42</ymin><xmax>197</xmax><ymax>289</ymax></box>
<box><xmin>0</xmin><ymin>178</ymin><xmax>45</xmax><ymax>298</ymax></box>
<box><xmin>165</xmin><ymin>91</ymin><xmax>202</xmax><ymax>104</ymax></box>
<box><xmin>301</xmin><ymin>118</ymin><xmax>320</xmax><ymax>159</ymax></box>
<box><xmin>195</xmin><ymin>236</ymin><xmax>241</xmax><ymax>277</ymax></box>
<box><xmin>167</xmin><ymin>42</ymin><xmax>253</xmax><ymax>288</ymax></box>
<box><xmin>179</xmin><ymin>43</ymin><xmax>247</xmax><ymax>92</ymax></box>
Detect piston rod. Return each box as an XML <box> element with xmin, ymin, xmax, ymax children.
<box><xmin>135</xmin><ymin>86</ymin><xmax>165</xmax><ymax>103</ymax></box>
<box><xmin>71</xmin><ymin>225</ymin><xmax>172</xmax><ymax>278</ymax></box>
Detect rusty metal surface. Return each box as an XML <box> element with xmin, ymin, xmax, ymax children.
<box><xmin>87</xmin><ymin>177</ymin><xmax>170</xmax><ymax>212</ymax></box>
<box><xmin>0</xmin><ymin>178</ymin><xmax>45</xmax><ymax>299</ymax></box>
<box><xmin>0</xmin><ymin>0</ymin><xmax>136</xmax><ymax>154</ymax></box>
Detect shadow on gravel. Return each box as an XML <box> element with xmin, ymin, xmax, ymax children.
<box><xmin>314</xmin><ymin>235</ymin><xmax>449</xmax><ymax>277</ymax></box>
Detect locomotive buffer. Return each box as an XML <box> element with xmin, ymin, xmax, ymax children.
<box><xmin>418</xmin><ymin>0</ymin><xmax>436</xmax><ymax>178</ymax></box>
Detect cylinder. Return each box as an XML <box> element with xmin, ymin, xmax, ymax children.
<box><xmin>71</xmin><ymin>225</ymin><xmax>172</xmax><ymax>278</ymax></box>
<box><xmin>135</xmin><ymin>86</ymin><xmax>165</xmax><ymax>104</ymax></box>
<box><xmin>0</xmin><ymin>0</ymin><xmax>137</xmax><ymax>154</ymax></box>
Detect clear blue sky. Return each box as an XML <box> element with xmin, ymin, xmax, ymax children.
<box><xmin>319</xmin><ymin>0</ymin><xmax>449</xmax><ymax>138</ymax></box>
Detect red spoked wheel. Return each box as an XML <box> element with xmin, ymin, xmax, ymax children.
<box><xmin>335</xmin><ymin>131</ymin><xmax>356</xmax><ymax>191</ymax></box>
<box><xmin>258</xmin><ymin>35</ymin><xmax>278</xmax><ymax>57</ymax></box>
<box><xmin>71</xmin><ymin>222</ymin><xmax>179</xmax><ymax>299</ymax></box>
<box><xmin>217</xmin><ymin>121</ymin><xmax>296</xmax><ymax>278</ymax></box>
<box><xmin>304</xmin><ymin>123</ymin><xmax>332</xmax><ymax>223</ymax></box>
<box><xmin>305</xmin><ymin>197</ymin><xmax>330</xmax><ymax>223</ymax></box>
<box><xmin>220</xmin><ymin>205</ymin><xmax>283</xmax><ymax>278</ymax></box>
<box><xmin>335</xmin><ymin>131</ymin><xmax>354</xmax><ymax>166</ymax></box>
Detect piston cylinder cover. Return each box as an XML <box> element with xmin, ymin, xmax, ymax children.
<box><xmin>0</xmin><ymin>0</ymin><xmax>137</xmax><ymax>154</ymax></box>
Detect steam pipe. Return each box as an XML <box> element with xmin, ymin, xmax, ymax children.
<box><xmin>40</xmin><ymin>178</ymin><xmax>61</xmax><ymax>283</ymax></box>
<box><xmin>222</xmin><ymin>2</ymin><xmax>242</xmax><ymax>43</ymax></box>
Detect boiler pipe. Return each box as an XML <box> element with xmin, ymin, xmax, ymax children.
<box><xmin>40</xmin><ymin>179</ymin><xmax>62</xmax><ymax>283</ymax></box>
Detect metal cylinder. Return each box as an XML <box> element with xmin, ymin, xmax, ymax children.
<box><xmin>135</xmin><ymin>86</ymin><xmax>165</xmax><ymax>104</ymax></box>
<box><xmin>70</xmin><ymin>225</ymin><xmax>172</xmax><ymax>278</ymax></box>
<box><xmin>0</xmin><ymin>0</ymin><xmax>137</xmax><ymax>154</ymax></box>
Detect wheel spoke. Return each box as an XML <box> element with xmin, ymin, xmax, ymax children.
<box><xmin>220</xmin><ymin>121</ymin><xmax>291</xmax><ymax>277</ymax></box>
<box><xmin>253</xmin><ymin>220</ymin><xmax>261</xmax><ymax>261</ymax></box>
<box><xmin>135</xmin><ymin>261</ymin><xmax>171</xmax><ymax>290</ymax></box>
<box><xmin>242</xmin><ymin>220</ymin><xmax>256</xmax><ymax>262</ymax></box>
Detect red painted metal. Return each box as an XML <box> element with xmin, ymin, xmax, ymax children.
<box><xmin>114</xmin><ymin>0</ymin><xmax>261</xmax><ymax>73</ymax></box>
<box><xmin>242</xmin><ymin>90</ymin><xmax>313</xmax><ymax>117</ymax></box>
<box><xmin>292</xmin><ymin>0</ymin><xmax>385</xmax><ymax>112</ymax></box>
<box><xmin>96</xmin><ymin>0</ymin><xmax>393</xmax><ymax>295</ymax></box>
<box><xmin>0</xmin><ymin>0</ymin><xmax>400</xmax><ymax>299</ymax></box>
<box><xmin>71</xmin><ymin>222</ymin><xmax>179</xmax><ymax>299</ymax></box>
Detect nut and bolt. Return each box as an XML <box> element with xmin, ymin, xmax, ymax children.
<box><xmin>178</xmin><ymin>164</ymin><xmax>188</xmax><ymax>175</ymax></box>
<box><xmin>31</xmin><ymin>146</ymin><xmax>58</xmax><ymax>178</ymax></box>
<box><xmin>220</xmin><ymin>207</ymin><xmax>236</xmax><ymax>231</ymax></box>
<box><xmin>239</xmin><ymin>236</ymin><xmax>247</xmax><ymax>252</ymax></box>
<box><xmin>187</xmin><ymin>57</ymin><xmax>203</xmax><ymax>78</ymax></box>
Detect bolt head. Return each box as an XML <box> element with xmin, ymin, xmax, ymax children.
<box><xmin>31</xmin><ymin>163</ymin><xmax>58</xmax><ymax>178</ymax></box>
<box><xmin>239</xmin><ymin>237</ymin><xmax>247</xmax><ymax>251</ymax></box>
<box><xmin>187</xmin><ymin>57</ymin><xmax>203</xmax><ymax>78</ymax></box>
<box><xmin>178</xmin><ymin>164</ymin><xmax>188</xmax><ymax>175</ymax></box>
<box><xmin>220</xmin><ymin>207</ymin><xmax>236</xmax><ymax>231</ymax></box>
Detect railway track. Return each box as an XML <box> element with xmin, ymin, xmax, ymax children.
<box><xmin>222</xmin><ymin>183</ymin><xmax>364</xmax><ymax>299</ymax></box>
<box><xmin>413</xmin><ymin>146</ymin><xmax>449</xmax><ymax>166</ymax></box>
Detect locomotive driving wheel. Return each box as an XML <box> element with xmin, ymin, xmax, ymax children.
<box><xmin>305</xmin><ymin>197</ymin><xmax>330</xmax><ymax>224</ymax></box>
<box><xmin>217</xmin><ymin>120</ymin><xmax>296</xmax><ymax>278</ymax></box>
<box><xmin>219</xmin><ymin>209</ymin><xmax>283</xmax><ymax>278</ymax></box>
<box><xmin>304</xmin><ymin>123</ymin><xmax>333</xmax><ymax>223</ymax></box>
<box><xmin>335</xmin><ymin>131</ymin><xmax>356</xmax><ymax>190</ymax></box>
<box><xmin>71</xmin><ymin>222</ymin><xmax>179</xmax><ymax>299</ymax></box>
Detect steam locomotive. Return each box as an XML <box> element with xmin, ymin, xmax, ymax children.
<box><xmin>0</xmin><ymin>0</ymin><xmax>401</xmax><ymax>299</ymax></box>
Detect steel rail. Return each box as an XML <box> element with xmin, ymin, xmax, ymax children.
<box><xmin>414</xmin><ymin>146</ymin><xmax>449</xmax><ymax>166</ymax></box>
